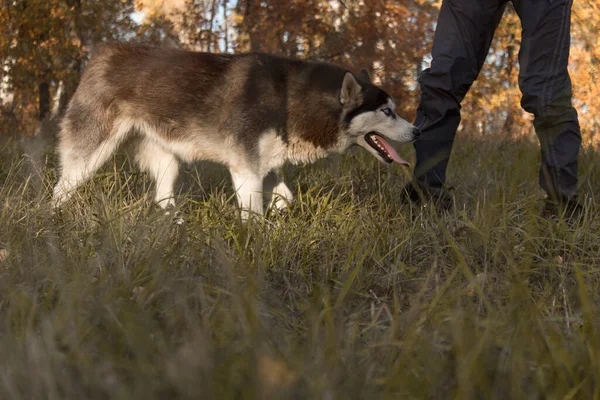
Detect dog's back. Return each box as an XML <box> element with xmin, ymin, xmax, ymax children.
<box><xmin>61</xmin><ymin>42</ymin><xmax>347</xmax><ymax>151</ymax></box>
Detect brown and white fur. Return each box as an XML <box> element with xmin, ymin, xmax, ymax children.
<box><xmin>53</xmin><ymin>42</ymin><xmax>418</xmax><ymax>220</ymax></box>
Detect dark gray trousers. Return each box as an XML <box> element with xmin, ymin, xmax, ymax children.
<box><xmin>414</xmin><ymin>0</ymin><xmax>581</xmax><ymax>202</ymax></box>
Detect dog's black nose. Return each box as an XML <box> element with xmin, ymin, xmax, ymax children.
<box><xmin>412</xmin><ymin>126</ymin><xmax>421</xmax><ymax>138</ymax></box>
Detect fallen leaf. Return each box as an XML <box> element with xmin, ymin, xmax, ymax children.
<box><xmin>257</xmin><ymin>355</ymin><xmax>297</xmax><ymax>392</ymax></box>
<box><xmin>553</xmin><ymin>256</ymin><xmax>564</xmax><ymax>265</ymax></box>
<box><xmin>466</xmin><ymin>273</ymin><xmax>488</xmax><ymax>297</ymax></box>
<box><xmin>131</xmin><ymin>286</ymin><xmax>146</xmax><ymax>301</ymax></box>
<box><xmin>0</xmin><ymin>249</ymin><xmax>8</xmax><ymax>264</ymax></box>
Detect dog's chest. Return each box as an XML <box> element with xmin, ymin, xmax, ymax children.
<box><xmin>258</xmin><ymin>131</ymin><xmax>328</xmax><ymax>173</ymax></box>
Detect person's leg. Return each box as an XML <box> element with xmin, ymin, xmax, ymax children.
<box><xmin>512</xmin><ymin>0</ymin><xmax>582</xmax><ymax>218</ymax></box>
<box><xmin>410</xmin><ymin>0</ymin><xmax>507</xmax><ymax>202</ymax></box>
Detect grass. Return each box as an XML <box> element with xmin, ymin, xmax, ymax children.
<box><xmin>0</xmin><ymin>133</ymin><xmax>599</xmax><ymax>399</ymax></box>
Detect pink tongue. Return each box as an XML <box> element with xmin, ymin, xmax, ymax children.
<box><xmin>375</xmin><ymin>136</ymin><xmax>410</xmax><ymax>167</ymax></box>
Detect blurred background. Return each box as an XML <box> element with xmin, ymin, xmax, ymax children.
<box><xmin>0</xmin><ymin>0</ymin><xmax>598</xmax><ymax>142</ymax></box>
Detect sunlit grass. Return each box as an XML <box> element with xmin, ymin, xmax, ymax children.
<box><xmin>0</xmin><ymin>134</ymin><xmax>599</xmax><ymax>399</ymax></box>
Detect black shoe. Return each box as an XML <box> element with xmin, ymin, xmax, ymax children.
<box><xmin>401</xmin><ymin>180</ymin><xmax>454</xmax><ymax>212</ymax></box>
<box><xmin>542</xmin><ymin>196</ymin><xmax>585</xmax><ymax>223</ymax></box>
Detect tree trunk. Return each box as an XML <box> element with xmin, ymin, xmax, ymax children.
<box><xmin>38</xmin><ymin>81</ymin><xmax>50</xmax><ymax>121</ymax></box>
<box><xmin>54</xmin><ymin>0</ymin><xmax>83</xmax><ymax>118</ymax></box>
<box><xmin>239</xmin><ymin>0</ymin><xmax>259</xmax><ymax>52</ymax></box>
<box><xmin>208</xmin><ymin>0</ymin><xmax>217</xmax><ymax>52</ymax></box>
<box><xmin>361</xmin><ymin>2</ymin><xmax>378</xmax><ymax>77</ymax></box>
<box><xmin>223</xmin><ymin>0</ymin><xmax>229</xmax><ymax>52</ymax></box>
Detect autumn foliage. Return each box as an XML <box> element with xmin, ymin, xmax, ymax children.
<box><xmin>1</xmin><ymin>0</ymin><xmax>598</xmax><ymax>142</ymax></box>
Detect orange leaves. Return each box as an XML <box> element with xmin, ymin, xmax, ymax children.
<box><xmin>569</xmin><ymin>2</ymin><xmax>600</xmax><ymax>143</ymax></box>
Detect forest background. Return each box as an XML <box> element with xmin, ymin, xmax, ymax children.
<box><xmin>1</xmin><ymin>0</ymin><xmax>599</xmax><ymax>142</ymax></box>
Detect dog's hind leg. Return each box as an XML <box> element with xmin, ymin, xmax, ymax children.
<box><xmin>52</xmin><ymin>113</ymin><xmax>132</xmax><ymax>208</ymax></box>
<box><xmin>263</xmin><ymin>170</ymin><xmax>294</xmax><ymax>211</ymax></box>
<box><xmin>230</xmin><ymin>169</ymin><xmax>263</xmax><ymax>221</ymax></box>
<box><xmin>133</xmin><ymin>139</ymin><xmax>179</xmax><ymax>209</ymax></box>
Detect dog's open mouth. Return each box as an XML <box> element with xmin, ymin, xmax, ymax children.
<box><xmin>364</xmin><ymin>132</ymin><xmax>410</xmax><ymax>166</ymax></box>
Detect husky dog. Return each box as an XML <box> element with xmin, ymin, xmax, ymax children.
<box><xmin>53</xmin><ymin>42</ymin><xmax>418</xmax><ymax>219</ymax></box>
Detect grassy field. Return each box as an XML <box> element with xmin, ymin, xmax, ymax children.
<box><xmin>0</xmin><ymin>133</ymin><xmax>599</xmax><ymax>399</ymax></box>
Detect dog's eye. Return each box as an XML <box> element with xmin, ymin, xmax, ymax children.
<box><xmin>382</xmin><ymin>108</ymin><xmax>393</xmax><ymax>116</ymax></box>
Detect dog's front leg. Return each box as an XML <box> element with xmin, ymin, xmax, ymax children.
<box><xmin>263</xmin><ymin>170</ymin><xmax>294</xmax><ymax>211</ymax></box>
<box><xmin>230</xmin><ymin>169</ymin><xmax>263</xmax><ymax>221</ymax></box>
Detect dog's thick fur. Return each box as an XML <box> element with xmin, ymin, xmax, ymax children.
<box><xmin>53</xmin><ymin>42</ymin><xmax>417</xmax><ymax>219</ymax></box>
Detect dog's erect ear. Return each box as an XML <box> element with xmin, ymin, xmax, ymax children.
<box><xmin>358</xmin><ymin>68</ymin><xmax>371</xmax><ymax>83</ymax></box>
<box><xmin>340</xmin><ymin>72</ymin><xmax>363</xmax><ymax>106</ymax></box>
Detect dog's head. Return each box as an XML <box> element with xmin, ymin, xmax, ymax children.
<box><xmin>339</xmin><ymin>69</ymin><xmax>418</xmax><ymax>166</ymax></box>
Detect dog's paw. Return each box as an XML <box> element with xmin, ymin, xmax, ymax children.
<box><xmin>171</xmin><ymin>210</ymin><xmax>186</xmax><ymax>226</ymax></box>
<box><xmin>268</xmin><ymin>182</ymin><xmax>294</xmax><ymax>211</ymax></box>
